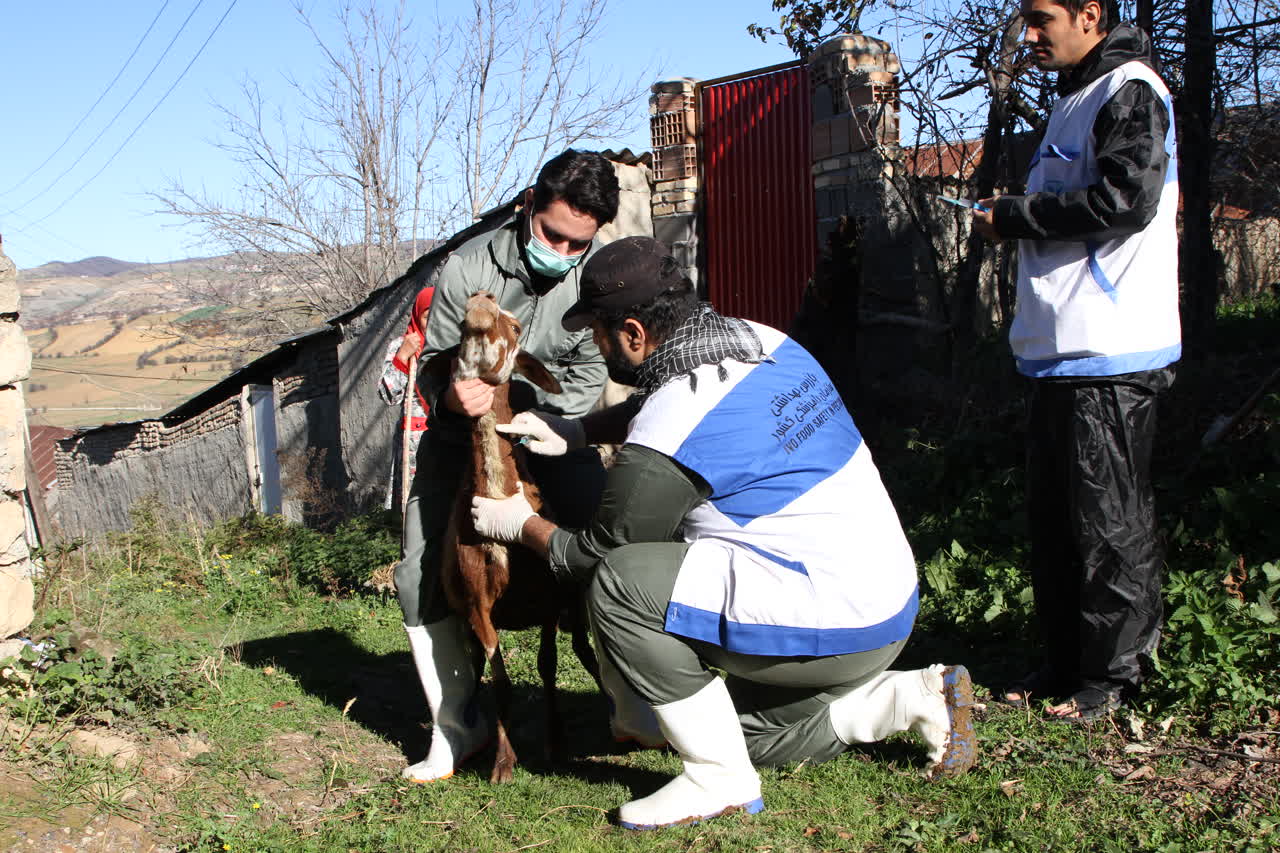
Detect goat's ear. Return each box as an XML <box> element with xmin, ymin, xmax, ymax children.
<box><xmin>514</xmin><ymin>352</ymin><xmax>563</xmax><ymax>395</ymax></box>
<box><xmin>420</xmin><ymin>344</ymin><xmax>459</xmax><ymax>384</ymax></box>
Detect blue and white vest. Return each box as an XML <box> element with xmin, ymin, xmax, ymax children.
<box><xmin>626</xmin><ymin>323</ymin><xmax>918</xmax><ymax>657</ymax></box>
<box><xmin>1011</xmin><ymin>60</ymin><xmax>1181</xmax><ymax>378</ymax></box>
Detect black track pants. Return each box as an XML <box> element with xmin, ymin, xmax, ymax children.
<box><xmin>1025</xmin><ymin>367</ymin><xmax>1173</xmax><ymax>690</ymax></box>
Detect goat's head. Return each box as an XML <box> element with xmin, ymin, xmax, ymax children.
<box><xmin>455</xmin><ymin>291</ymin><xmax>521</xmax><ymax>384</ymax></box>
<box><xmin>429</xmin><ymin>290</ymin><xmax>563</xmax><ymax>398</ymax></box>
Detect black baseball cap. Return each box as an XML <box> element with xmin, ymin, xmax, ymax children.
<box><xmin>561</xmin><ymin>236</ymin><xmax>685</xmax><ymax>331</ymax></box>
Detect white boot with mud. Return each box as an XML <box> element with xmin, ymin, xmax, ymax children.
<box><xmin>828</xmin><ymin>664</ymin><xmax>977</xmax><ymax>778</ymax></box>
<box><xmin>600</xmin><ymin>654</ymin><xmax>666</xmax><ymax>749</ymax></box>
<box><xmin>402</xmin><ymin>617</ymin><xmax>490</xmax><ymax>782</ymax></box>
<box><xmin>617</xmin><ymin>677</ymin><xmax>764</xmax><ymax>830</ymax></box>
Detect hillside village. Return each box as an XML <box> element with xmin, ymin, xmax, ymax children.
<box><xmin>20</xmin><ymin>253</ymin><xmax>328</xmax><ymax>430</ymax></box>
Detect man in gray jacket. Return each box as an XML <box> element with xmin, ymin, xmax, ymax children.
<box><xmin>395</xmin><ymin>150</ymin><xmax>619</xmax><ymax>782</ymax></box>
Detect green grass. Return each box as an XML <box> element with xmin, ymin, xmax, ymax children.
<box><xmin>4</xmin><ymin>509</ymin><xmax>1276</xmax><ymax>852</ymax></box>
<box><xmin>3</xmin><ymin>296</ymin><xmax>1279</xmax><ymax>850</ymax></box>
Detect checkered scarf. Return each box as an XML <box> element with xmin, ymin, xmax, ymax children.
<box><xmin>634</xmin><ymin>304</ymin><xmax>769</xmax><ymax>394</ymax></box>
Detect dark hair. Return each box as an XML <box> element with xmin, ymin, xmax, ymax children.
<box><xmin>532</xmin><ymin>149</ymin><xmax>621</xmax><ymax>227</ymax></box>
<box><xmin>1050</xmin><ymin>0</ymin><xmax>1109</xmax><ymax>31</ymax></box>
<box><xmin>595</xmin><ymin>275</ymin><xmax>700</xmax><ymax>344</ymax></box>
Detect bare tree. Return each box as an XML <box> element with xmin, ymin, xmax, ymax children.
<box><xmin>755</xmin><ymin>0</ymin><xmax>1280</xmax><ymax>368</ymax></box>
<box><xmin>454</xmin><ymin>0</ymin><xmax>642</xmax><ymax>220</ymax></box>
<box><xmin>153</xmin><ymin>0</ymin><xmax>646</xmax><ymax>353</ymax></box>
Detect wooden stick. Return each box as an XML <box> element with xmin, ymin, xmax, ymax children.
<box><xmin>401</xmin><ymin>355</ymin><xmax>418</xmax><ymax>515</ymax></box>
<box><xmin>1201</xmin><ymin>365</ymin><xmax>1280</xmax><ymax>449</ymax></box>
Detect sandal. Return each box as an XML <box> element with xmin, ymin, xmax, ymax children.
<box><xmin>1046</xmin><ymin>682</ymin><xmax>1122</xmax><ymax>722</ymax></box>
<box><xmin>1000</xmin><ymin>668</ymin><xmax>1070</xmax><ymax>709</ymax></box>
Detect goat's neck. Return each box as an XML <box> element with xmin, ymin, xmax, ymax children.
<box><xmin>472</xmin><ymin>383</ymin><xmax>517</xmax><ymax>500</ymax></box>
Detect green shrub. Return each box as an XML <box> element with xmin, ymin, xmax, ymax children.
<box><xmin>1</xmin><ymin>625</ymin><xmax>208</xmax><ymax>725</ymax></box>
<box><xmin>206</xmin><ymin>509</ymin><xmax>399</xmax><ymax>597</ymax></box>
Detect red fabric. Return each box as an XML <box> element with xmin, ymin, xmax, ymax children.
<box><xmin>404</xmin><ymin>285</ymin><xmax>435</xmax><ymax>421</ymax></box>
<box><xmin>405</xmin><ymin>285</ymin><xmax>435</xmax><ymax>341</ymax></box>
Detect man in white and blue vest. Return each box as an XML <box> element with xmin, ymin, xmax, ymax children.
<box><xmin>973</xmin><ymin>0</ymin><xmax>1178</xmax><ymax>720</ymax></box>
<box><xmin>470</xmin><ymin>236</ymin><xmax>977</xmax><ymax>829</ymax></box>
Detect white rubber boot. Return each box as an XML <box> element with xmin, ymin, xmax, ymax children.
<box><xmin>402</xmin><ymin>617</ymin><xmax>490</xmax><ymax>782</ymax></box>
<box><xmin>617</xmin><ymin>677</ymin><xmax>764</xmax><ymax>830</ymax></box>
<box><xmin>829</xmin><ymin>664</ymin><xmax>977</xmax><ymax>779</ymax></box>
<box><xmin>600</xmin><ymin>654</ymin><xmax>666</xmax><ymax>749</ymax></box>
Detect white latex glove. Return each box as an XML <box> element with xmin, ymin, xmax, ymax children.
<box><xmin>495</xmin><ymin>411</ymin><xmax>585</xmax><ymax>457</ymax></box>
<box><xmin>470</xmin><ymin>483</ymin><xmax>536</xmax><ymax>543</ymax></box>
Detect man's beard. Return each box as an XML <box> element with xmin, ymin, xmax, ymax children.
<box><xmin>604</xmin><ymin>347</ymin><xmax>639</xmax><ymax>386</ymax></box>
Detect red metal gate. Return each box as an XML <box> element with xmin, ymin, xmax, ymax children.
<box><xmin>700</xmin><ymin>62</ymin><xmax>815</xmax><ymax>333</ymax></box>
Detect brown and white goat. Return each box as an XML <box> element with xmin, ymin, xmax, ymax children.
<box><xmin>423</xmin><ymin>290</ymin><xmax>600</xmax><ymax>784</ymax></box>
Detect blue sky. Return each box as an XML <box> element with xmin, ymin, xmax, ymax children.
<box><xmin>0</xmin><ymin>1</ymin><xmax>799</xmax><ymax>270</ymax></box>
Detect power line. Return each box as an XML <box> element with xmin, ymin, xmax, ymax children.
<box><xmin>22</xmin><ymin>0</ymin><xmax>240</xmax><ymax>230</ymax></box>
<box><xmin>0</xmin><ymin>0</ymin><xmax>174</xmax><ymax>199</ymax></box>
<box><xmin>1</xmin><ymin>0</ymin><xmax>207</xmax><ymax>219</ymax></box>
<box><xmin>31</xmin><ymin>364</ymin><xmax>219</xmax><ymax>383</ymax></box>
<box><xmin>4</xmin><ymin>215</ymin><xmax>99</xmax><ymax>261</ymax></box>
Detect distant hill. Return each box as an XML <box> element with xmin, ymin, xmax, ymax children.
<box><xmin>22</xmin><ymin>256</ymin><xmax>149</xmax><ymax>280</ymax></box>
<box><xmin>17</xmin><ymin>241</ymin><xmax>436</xmax><ymax>328</ymax></box>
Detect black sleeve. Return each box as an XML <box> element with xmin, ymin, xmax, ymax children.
<box><xmin>547</xmin><ymin>443</ymin><xmax>710</xmax><ymax>583</ymax></box>
<box><xmin>994</xmin><ymin>80</ymin><xmax>1170</xmax><ymax>241</ymax></box>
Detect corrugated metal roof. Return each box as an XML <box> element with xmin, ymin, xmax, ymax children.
<box><xmin>28</xmin><ymin>425</ymin><xmax>73</xmax><ymax>490</ymax></box>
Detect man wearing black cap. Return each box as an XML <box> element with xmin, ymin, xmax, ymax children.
<box><xmin>473</xmin><ymin>236</ymin><xmax>978</xmax><ymax>830</ymax></box>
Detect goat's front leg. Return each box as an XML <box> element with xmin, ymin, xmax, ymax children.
<box><xmin>487</xmin><ymin>640</ymin><xmax>518</xmax><ymax>784</ymax></box>
<box><xmin>538</xmin><ymin>621</ymin><xmax>567</xmax><ymax>762</ymax></box>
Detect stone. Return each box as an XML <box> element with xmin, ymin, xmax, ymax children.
<box><xmin>0</xmin><ymin>391</ymin><xmax>24</xmax><ymax>494</ymax></box>
<box><xmin>0</xmin><ymin>564</ymin><xmax>33</xmax><ymax>638</ymax></box>
<box><xmin>650</xmin><ymin>92</ymin><xmax>689</xmax><ymax>114</ymax></box>
<box><xmin>810</xmin><ymin>82</ymin><xmax>835</xmax><ymax>121</ymax></box>
<box><xmin>651</xmin><ymin>78</ymin><xmax>698</xmax><ymax>95</ymax></box>
<box><xmin>656</xmin><ymin>191</ymin><xmax>695</xmax><ymax>203</ymax></box>
<box><xmin>0</xmin><ymin>249</ymin><xmax>16</xmax><ymax>315</ymax></box>
<box><xmin>653</xmin><ymin>213</ymin><xmax>696</xmax><ymax>246</ymax></box>
<box><xmin>0</xmin><ymin>323</ymin><xmax>30</xmax><ymax>386</ymax></box>
<box><xmin>0</xmin><ymin>499</ymin><xmax>28</xmax><ymax>566</ymax></box>
<box><xmin>613</xmin><ymin>161</ymin><xmax>652</xmax><ymax>193</ymax></box>
<box><xmin>67</xmin><ymin>730</ymin><xmax>142</xmax><ymax>767</ymax></box>
<box><xmin>812</xmin><ymin>119</ymin><xmax>832</xmax><ymax>161</ymax></box>
<box><xmin>0</xmin><ymin>637</ymin><xmax>22</xmax><ymax>662</ymax></box>
<box><xmin>675</xmin><ymin>201</ymin><xmax>696</xmax><ymax>213</ymax></box>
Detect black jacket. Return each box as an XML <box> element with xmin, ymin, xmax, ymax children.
<box><xmin>993</xmin><ymin>25</ymin><xmax>1172</xmax><ymax>242</ymax></box>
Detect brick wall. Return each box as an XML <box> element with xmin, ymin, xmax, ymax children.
<box><xmin>649</xmin><ymin>79</ymin><xmax>701</xmax><ymax>288</ymax></box>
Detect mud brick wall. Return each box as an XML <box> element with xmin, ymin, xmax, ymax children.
<box><xmin>273</xmin><ymin>338</ymin><xmax>344</xmax><ymax>524</ymax></box>
<box><xmin>54</xmin><ymin>396</ymin><xmax>252</xmax><ymax>536</ymax></box>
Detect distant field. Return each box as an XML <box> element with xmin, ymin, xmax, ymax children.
<box><xmin>25</xmin><ymin>313</ymin><xmax>252</xmax><ymax>430</ymax></box>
